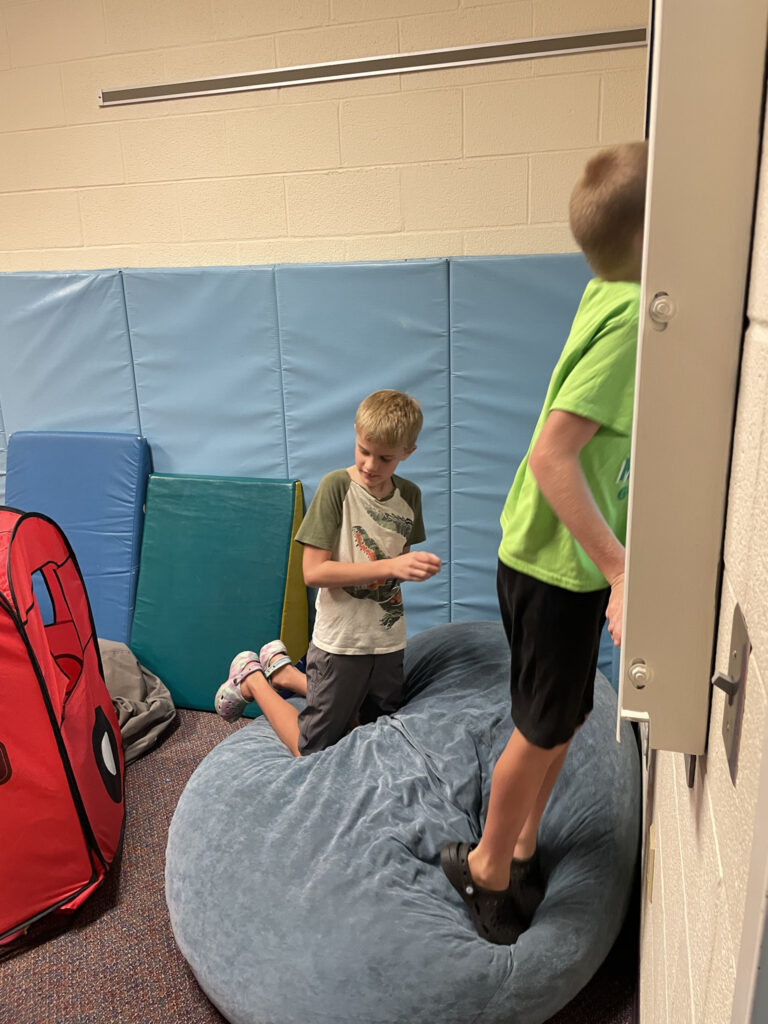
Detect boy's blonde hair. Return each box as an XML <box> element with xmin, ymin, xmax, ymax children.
<box><xmin>569</xmin><ymin>140</ymin><xmax>648</xmax><ymax>279</ymax></box>
<box><xmin>355</xmin><ymin>390</ymin><xmax>423</xmax><ymax>451</ymax></box>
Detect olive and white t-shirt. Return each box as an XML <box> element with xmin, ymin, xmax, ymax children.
<box><xmin>295</xmin><ymin>469</ymin><xmax>426</xmax><ymax>655</ymax></box>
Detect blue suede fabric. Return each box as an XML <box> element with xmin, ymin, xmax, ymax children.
<box><xmin>166</xmin><ymin>621</ymin><xmax>640</xmax><ymax>1024</ymax></box>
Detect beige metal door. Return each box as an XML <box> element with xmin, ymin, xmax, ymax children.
<box><xmin>618</xmin><ymin>0</ymin><xmax>768</xmax><ymax>755</ymax></box>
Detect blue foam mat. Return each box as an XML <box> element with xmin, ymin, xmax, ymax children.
<box><xmin>0</xmin><ymin>272</ymin><xmax>140</xmax><ymax>443</ymax></box>
<box><xmin>0</xmin><ymin>257</ymin><xmax>621</xmax><ymax>685</ymax></box>
<box><xmin>5</xmin><ymin>431</ymin><xmax>151</xmax><ymax>643</ymax></box>
<box><xmin>277</xmin><ymin>260</ymin><xmax>452</xmax><ymax>634</ymax></box>
<box><xmin>123</xmin><ymin>267</ymin><xmax>287</xmax><ymax>478</ymax></box>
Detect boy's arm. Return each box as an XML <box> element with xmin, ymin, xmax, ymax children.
<box><xmin>302</xmin><ymin>544</ymin><xmax>441</xmax><ymax>588</ymax></box>
<box><xmin>528</xmin><ymin>409</ymin><xmax>626</xmax><ymax>645</ymax></box>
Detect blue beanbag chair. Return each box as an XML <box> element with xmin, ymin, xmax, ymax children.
<box><xmin>166</xmin><ymin>621</ymin><xmax>640</xmax><ymax>1024</ymax></box>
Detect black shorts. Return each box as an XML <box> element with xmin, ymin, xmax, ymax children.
<box><xmin>496</xmin><ymin>560</ymin><xmax>609</xmax><ymax>749</ymax></box>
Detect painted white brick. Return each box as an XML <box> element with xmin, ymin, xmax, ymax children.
<box><xmin>722</xmin><ymin>329</ymin><xmax>768</xmax><ymax>598</ymax></box>
<box><xmin>463</xmin><ymin>222</ymin><xmax>576</xmax><ymax>255</ymax></box>
<box><xmin>674</xmin><ymin>762</ymin><xmax>724</xmax><ymax>1024</ymax></box>
<box><xmin>79</xmin><ymin>184</ymin><xmax>183</xmax><ymax>245</ymax></box>
<box><xmin>658</xmin><ymin>753</ymin><xmax>695</xmax><ymax>1024</ymax></box>
<box><xmin>0</xmin><ymin>190</ymin><xmax>82</xmax><ymax>249</ymax></box>
<box><xmin>465</xmin><ymin>75</ymin><xmax>600</xmax><ymax>155</ymax></box>
<box><xmin>103</xmin><ymin>0</ymin><xmax>214</xmax><ymax>52</ymax></box>
<box><xmin>744</xmin><ymin>365</ymin><xmax>768</xmax><ymax>682</ymax></box>
<box><xmin>0</xmin><ymin>17</ymin><xmax>9</xmax><ymax>69</ymax></box>
<box><xmin>343</xmin><ymin>229</ymin><xmax>462</xmax><ymax>260</ymax></box>
<box><xmin>402</xmin><ymin>157</ymin><xmax>527</xmax><ymax>230</ymax></box>
<box><xmin>600</xmin><ymin>67</ymin><xmax>647</xmax><ymax>144</ymax></box>
<box><xmin>700</xmin><ymin>887</ymin><xmax>737</xmax><ymax>1024</ymax></box>
<box><xmin>0</xmin><ymin>65</ymin><xmax>65</xmax><ymax>131</ymax></box>
<box><xmin>121</xmin><ymin>114</ymin><xmax>229</xmax><ymax>183</ymax></box>
<box><xmin>212</xmin><ymin>0</ymin><xmax>329</xmax><ymax>41</ymax></box>
<box><xmin>0</xmin><ymin>134</ymin><xmax>29</xmax><ymax>192</ymax></box>
<box><xmin>239</xmin><ymin>234</ymin><xmax>348</xmax><ymax>264</ymax></box>
<box><xmin>179</xmin><ymin>176</ymin><xmax>287</xmax><ymax>240</ymax></box>
<box><xmin>533</xmin><ymin>0</ymin><xmax>649</xmax><ymax>35</ymax></box>
<box><xmin>703</xmin><ymin>638</ymin><xmax>767</xmax><ymax>965</ymax></box>
<box><xmin>400</xmin><ymin>2</ymin><xmax>532</xmax><ymax>52</ymax></box>
<box><xmin>227</xmin><ymin>102</ymin><xmax>340</xmax><ymax>176</ymax></box>
<box><xmin>340</xmin><ymin>90</ymin><xmax>462</xmax><ymax>166</ymax></box>
<box><xmin>5</xmin><ymin>0</ymin><xmax>107</xmax><ymax>66</ymax></box>
<box><xmin>276</xmin><ymin>21</ymin><xmax>399</xmax><ymax>68</ymax></box>
<box><xmin>163</xmin><ymin>37</ymin><xmax>276</xmax><ymax>81</ymax></box>
<box><xmin>286</xmin><ymin>167</ymin><xmax>401</xmax><ymax>236</ymax></box>
<box><xmin>0</xmin><ymin>241</ymin><xmax>242</xmax><ymax>271</ymax></box>
<box><xmin>17</xmin><ymin>124</ymin><xmax>124</xmax><ymax>190</ymax></box>
<box><xmin>332</xmin><ymin>0</ymin><xmax>457</xmax><ymax>22</ymax></box>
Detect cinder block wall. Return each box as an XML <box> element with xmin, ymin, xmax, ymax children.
<box><xmin>638</xmin><ymin>77</ymin><xmax>768</xmax><ymax>1024</ymax></box>
<box><xmin>0</xmin><ymin>0</ymin><xmax>648</xmax><ymax>270</ymax></box>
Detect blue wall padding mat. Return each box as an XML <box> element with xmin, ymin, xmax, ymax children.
<box><xmin>130</xmin><ymin>474</ymin><xmax>308</xmax><ymax>713</ymax></box>
<box><xmin>0</xmin><ymin>272</ymin><xmax>140</xmax><ymax>441</ymax></box>
<box><xmin>0</xmin><ymin>256</ymin><xmax>621</xmax><ymax>688</ymax></box>
<box><xmin>276</xmin><ymin>260</ymin><xmax>451</xmax><ymax>634</ymax></box>
<box><xmin>123</xmin><ymin>267</ymin><xmax>288</xmax><ymax>478</ymax></box>
<box><xmin>449</xmin><ymin>256</ymin><xmax>616</xmax><ymax>681</ymax></box>
<box><xmin>5</xmin><ymin>431</ymin><xmax>151</xmax><ymax>644</ymax></box>
<box><xmin>450</xmin><ymin>255</ymin><xmax>593</xmax><ymax>621</ymax></box>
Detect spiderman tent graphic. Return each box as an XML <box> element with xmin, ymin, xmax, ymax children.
<box><xmin>0</xmin><ymin>508</ymin><xmax>124</xmax><ymax>943</ymax></box>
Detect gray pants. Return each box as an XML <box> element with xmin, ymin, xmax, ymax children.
<box><xmin>297</xmin><ymin>643</ymin><xmax>404</xmax><ymax>756</ymax></box>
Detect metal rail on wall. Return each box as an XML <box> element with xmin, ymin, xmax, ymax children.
<box><xmin>99</xmin><ymin>27</ymin><xmax>647</xmax><ymax>107</ymax></box>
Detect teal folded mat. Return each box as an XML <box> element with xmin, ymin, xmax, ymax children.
<box><xmin>130</xmin><ymin>474</ymin><xmax>307</xmax><ymax>714</ymax></box>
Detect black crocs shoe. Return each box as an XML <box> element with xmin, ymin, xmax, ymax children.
<box><xmin>440</xmin><ymin>842</ymin><xmax>542</xmax><ymax>945</ymax></box>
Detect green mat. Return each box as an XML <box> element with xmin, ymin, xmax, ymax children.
<box><xmin>130</xmin><ymin>474</ymin><xmax>307</xmax><ymax>714</ymax></box>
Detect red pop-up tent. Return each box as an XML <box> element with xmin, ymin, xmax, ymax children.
<box><xmin>0</xmin><ymin>508</ymin><xmax>125</xmax><ymax>943</ymax></box>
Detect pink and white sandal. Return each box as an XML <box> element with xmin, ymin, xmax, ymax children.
<box><xmin>259</xmin><ymin>640</ymin><xmax>292</xmax><ymax>680</ymax></box>
<box><xmin>214</xmin><ymin>651</ymin><xmax>262</xmax><ymax>722</ymax></box>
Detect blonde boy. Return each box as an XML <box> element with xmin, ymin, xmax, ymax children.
<box><xmin>215</xmin><ymin>389</ymin><xmax>441</xmax><ymax>755</ymax></box>
<box><xmin>441</xmin><ymin>141</ymin><xmax>648</xmax><ymax>944</ymax></box>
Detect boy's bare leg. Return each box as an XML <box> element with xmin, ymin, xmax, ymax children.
<box><xmin>268</xmin><ymin>663</ymin><xmax>307</xmax><ymax>697</ymax></box>
<box><xmin>468</xmin><ymin>729</ymin><xmax>569</xmax><ymax>890</ymax></box>
<box><xmin>241</xmin><ymin>671</ymin><xmax>302</xmax><ymax>757</ymax></box>
<box><xmin>512</xmin><ymin>742</ymin><xmax>569</xmax><ymax>860</ymax></box>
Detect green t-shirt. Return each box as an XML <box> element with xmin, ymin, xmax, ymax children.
<box><xmin>498</xmin><ymin>277</ymin><xmax>640</xmax><ymax>592</ymax></box>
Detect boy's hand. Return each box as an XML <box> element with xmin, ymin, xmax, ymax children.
<box><xmin>606</xmin><ymin>572</ymin><xmax>625</xmax><ymax>646</ymax></box>
<box><xmin>389</xmin><ymin>551</ymin><xmax>442</xmax><ymax>581</ymax></box>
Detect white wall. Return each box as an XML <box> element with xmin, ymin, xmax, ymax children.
<box><xmin>0</xmin><ymin>0</ymin><xmax>648</xmax><ymax>270</ymax></box>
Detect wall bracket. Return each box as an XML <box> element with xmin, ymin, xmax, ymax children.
<box><xmin>712</xmin><ymin>602</ymin><xmax>750</xmax><ymax>784</ymax></box>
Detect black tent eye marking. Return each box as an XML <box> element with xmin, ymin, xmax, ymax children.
<box><xmin>91</xmin><ymin>707</ymin><xmax>121</xmax><ymax>803</ymax></box>
<box><xmin>0</xmin><ymin>743</ymin><xmax>11</xmax><ymax>786</ymax></box>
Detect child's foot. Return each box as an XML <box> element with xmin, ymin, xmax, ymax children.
<box><xmin>440</xmin><ymin>842</ymin><xmax>544</xmax><ymax>945</ymax></box>
<box><xmin>214</xmin><ymin>651</ymin><xmax>262</xmax><ymax>722</ymax></box>
<box><xmin>259</xmin><ymin>640</ymin><xmax>293</xmax><ymax>680</ymax></box>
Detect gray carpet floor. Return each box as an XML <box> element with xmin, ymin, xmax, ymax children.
<box><xmin>0</xmin><ymin>710</ymin><xmax>637</xmax><ymax>1024</ymax></box>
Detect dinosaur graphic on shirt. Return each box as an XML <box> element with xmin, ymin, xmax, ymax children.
<box><xmin>343</xmin><ymin>523</ymin><xmax>406</xmax><ymax>630</ymax></box>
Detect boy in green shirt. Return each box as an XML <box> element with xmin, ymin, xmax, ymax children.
<box><xmin>441</xmin><ymin>141</ymin><xmax>648</xmax><ymax>944</ymax></box>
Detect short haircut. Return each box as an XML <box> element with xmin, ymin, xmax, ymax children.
<box><xmin>355</xmin><ymin>390</ymin><xmax>423</xmax><ymax>450</ymax></box>
<box><xmin>569</xmin><ymin>141</ymin><xmax>648</xmax><ymax>278</ymax></box>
